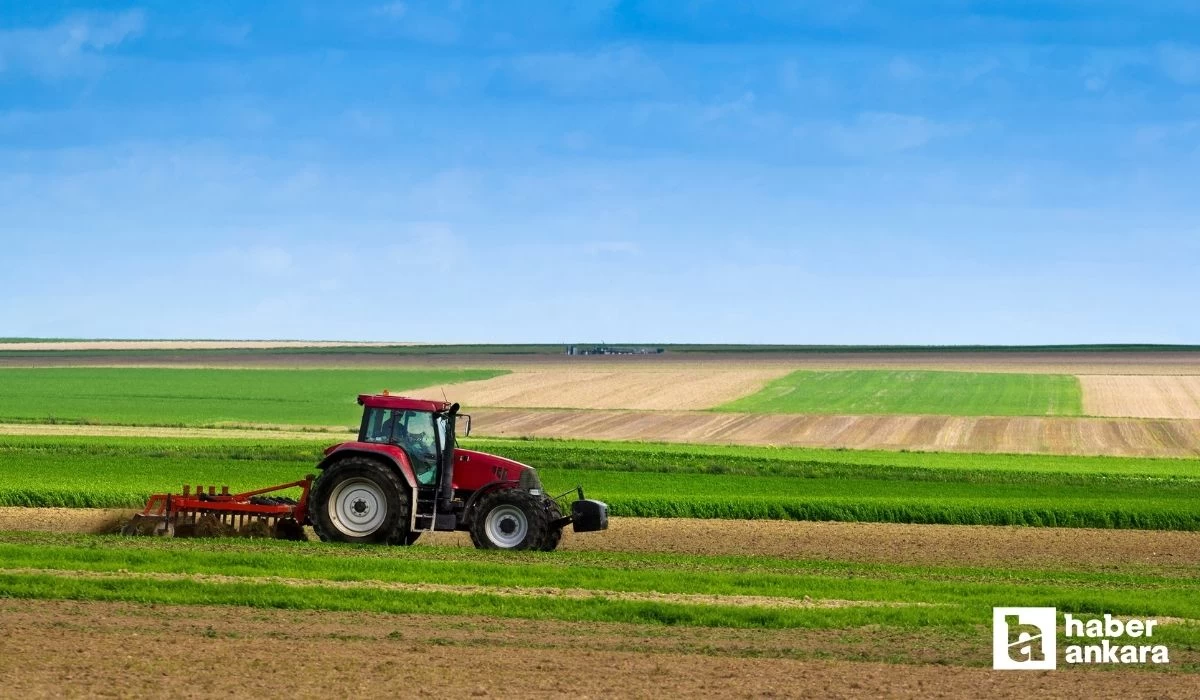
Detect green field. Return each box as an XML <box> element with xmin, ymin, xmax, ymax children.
<box><xmin>0</xmin><ymin>368</ymin><xmax>503</xmax><ymax>427</ymax></box>
<box><xmin>0</xmin><ymin>532</ymin><xmax>1196</xmax><ymax>670</ymax></box>
<box><xmin>719</xmin><ymin>369</ymin><xmax>1083</xmax><ymax>416</ymax></box>
<box><xmin>3</xmin><ymin>435</ymin><xmax>1198</xmax><ymax>530</ymax></box>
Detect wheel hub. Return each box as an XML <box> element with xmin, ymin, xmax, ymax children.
<box><xmin>483</xmin><ymin>504</ymin><xmax>529</xmax><ymax>548</ymax></box>
<box><xmin>328</xmin><ymin>478</ymin><xmax>388</xmax><ymax>537</ymax></box>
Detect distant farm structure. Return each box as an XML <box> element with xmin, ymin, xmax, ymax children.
<box><xmin>565</xmin><ymin>344</ymin><xmax>665</xmax><ymax>356</ymax></box>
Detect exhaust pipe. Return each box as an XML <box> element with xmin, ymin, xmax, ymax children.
<box><xmin>438</xmin><ymin>403</ymin><xmax>460</xmax><ymax>510</ymax></box>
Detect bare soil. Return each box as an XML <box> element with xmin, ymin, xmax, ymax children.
<box><xmin>6</xmin><ymin>508</ymin><xmax>1200</xmax><ymax>571</ymax></box>
<box><xmin>0</xmin><ymin>599</ymin><xmax>1192</xmax><ymax>699</ymax></box>
<box><xmin>5</xmin><ymin>409</ymin><xmax>1199</xmax><ymax>456</ymax></box>
<box><xmin>1082</xmin><ymin>375</ymin><xmax>1200</xmax><ymax>419</ymax></box>
<box><xmin>468</xmin><ymin>408</ymin><xmax>1200</xmax><ymax>457</ymax></box>
<box><xmin>408</xmin><ymin>368</ymin><xmax>791</xmax><ymax>410</ymax></box>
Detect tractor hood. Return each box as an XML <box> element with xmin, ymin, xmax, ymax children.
<box><xmin>451</xmin><ymin>448</ymin><xmax>541</xmax><ymax>492</ymax></box>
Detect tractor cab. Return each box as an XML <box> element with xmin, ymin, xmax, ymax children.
<box><xmin>359</xmin><ymin>400</ymin><xmax>453</xmax><ymax>485</ymax></box>
<box><xmin>353</xmin><ymin>394</ymin><xmax>466</xmax><ymax>531</ymax></box>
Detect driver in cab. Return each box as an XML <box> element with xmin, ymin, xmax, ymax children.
<box><xmin>378</xmin><ymin>411</ymin><xmax>438</xmax><ymax>485</ymax></box>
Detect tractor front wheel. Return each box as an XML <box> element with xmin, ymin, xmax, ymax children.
<box><xmin>536</xmin><ymin>497</ymin><xmax>564</xmax><ymax>552</ymax></box>
<box><xmin>311</xmin><ymin>456</ymin><xmax>412</xmax><ymax>545</ymax></box>
<box><xmin>470</xmin><ymin>489</ymin><xmax>551</xmax><ymax>550</ymax></box>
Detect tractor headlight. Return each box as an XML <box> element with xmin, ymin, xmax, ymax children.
<box><xmin>518</xmin><ymin>468</ymin><xmax>542</xmax><ymax>492</ymax></box>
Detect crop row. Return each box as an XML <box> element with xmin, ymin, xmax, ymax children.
<box><xmin>8</xmin><ymin>434</ymin><xmax>1200</xmax><ymax>479</ymax></box>
<box><xmin>2</xmin><ymin>436</ymin><xmax>1199</xmax><ymax>529</ymax></box>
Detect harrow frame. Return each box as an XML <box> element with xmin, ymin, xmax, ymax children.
<box><xmin>126</xmin><ymin>475</ymin><xmax>315</xmax><ymax>539</ymax></box>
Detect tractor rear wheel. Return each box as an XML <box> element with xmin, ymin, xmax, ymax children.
<box><xmin>311</xmin><ymin>456</ymin><xmax>412</xmax><ymax>545</ymax></box>
<box><xmin>469</xmin><ymin>489</ymin><xmax>551</xmax><ymax>550</ymax></box>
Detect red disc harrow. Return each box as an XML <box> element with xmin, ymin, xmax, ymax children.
<box><xmin>122</xmin><ymin>476</ymin><xmax>314</xmax><ymax>540</ymax></box>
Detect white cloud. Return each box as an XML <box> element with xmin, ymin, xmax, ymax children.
<box><xmin>830</xmin><ymin>112</ymin><xmax>951</xmax><ymax>156</ymax></box>
<box><xmin>583</xmin><ymin>241</ymin><xmax>640</xmax><ymax>255</ymax></box>
<box><xmin>0</xmin><ymin>10</ymin><xmax>145</xmax><ymax>78</ymax></box>
<box><xmin>1132</xmin><ymin>121</ymin><xmax>1200</xmax><ymax>151</ymax></box>
<box><xmin>374</xmin><ymin>2</ymin><xmax>408</xmax><ymax>19</ymax></box>
<box><xmin>387</xmin><ymin>222</ymin><xmax>466</xmax><ymax>275</ymax></box>
<box><xmin>700</xmin><ymin>91</ymin><xmax>756</xmax><ymax>123</ymax></box>
<box><xmin>887</xmin><ymin>56</ymin><xmax>922</xmax><ymax>81</ymax></box>
<box><xmin>371</xmin><ymin>3</ymin><xmax>459</xmax><ymax>44</ymax></box>
<box><xmin>343</xmin><ymin>108</ymin><xmax>393</xmax><ymax>135</ymax></box>
<box><xmin>1158</xmin><ymin>43</ymin><xmax>1200</xmax><ymax>84</ymax></box>
<box><xmin>250</xmin><ymin>246</ymin><xmax>293</xmax><ymax>274</ymax></box>
<box><xmin>203</xmin><ymin>23</ymin><xmax>252</xmax><ymax>47</ymax></box>
<box><xmin>221</xmin><ymin>245</ymin><xmax>292</xmax><ymax>275</ymax></box>
<box><xmin>960</xmin><ymin>58</ymin><xmax>1000</xmax><ymax>84</ymax></box>
<box><xmin>779</xmin><ymin>59</ymin><xmax>801</xmax><ymax>92</ymax></box>
<box><xmin>507</xmin><ymin>46</ymin><xmax>666</xmax><ymax>96</ymax></box>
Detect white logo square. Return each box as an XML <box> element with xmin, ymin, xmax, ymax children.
<box><xmin>993</xmin><ymin>607</ymin><xmax>1057</xmax><ymax>670</ymax></box>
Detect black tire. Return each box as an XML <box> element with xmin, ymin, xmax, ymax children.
<box><xmin>402</xmin><ymin>531</ymin><xmax>422</xmax><ymax>546</ymax></box>
<box><xmin>469</xmin><ymin>489</ymin><xmax>551</xmax><ymax>550</ymax></box>
<box><xmin>536</xmin><ymin>497</ymin><xmax>564</xmax><ymax>552</ymax></box>
<box><xmin>311</xmin><ymin>455</ymin><xmax>412</xmax><ymax>545</ymax></box>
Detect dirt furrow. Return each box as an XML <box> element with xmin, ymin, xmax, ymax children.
<box><xmin>5</xmin><ymin>508</ymin><xmax>1200</xmax><ymax>570</ymax></box>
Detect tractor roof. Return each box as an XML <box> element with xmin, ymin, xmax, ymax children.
<box><xmin>357</xmin><ymin>394</ymin><xmax>452</xmax><ymax>413</ymax></box>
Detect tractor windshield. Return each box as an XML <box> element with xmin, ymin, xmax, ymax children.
<box><xmin>361</xmin><ymin>408</ymin><xmax>439</xmax><ymax>486</ymax></box>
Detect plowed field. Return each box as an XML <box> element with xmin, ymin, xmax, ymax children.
<box><xmin>4</xmin><ymin>600</ymin><xmax>1191</xmax><ymax>699</ymax></box>
<box><xmin>469</xmin><ymin>409</ymin><xmax>1200</xmax><ymax>457</ymax></box>
<box><xmin>409</xmin><ymin>368</ymin><xmax>789</xmax><ymax>410</ymax></box>
<box><xmin>1081</xmin><ymin>375</ymin><xmax>1200</xmax><ymax>419</ymax></box>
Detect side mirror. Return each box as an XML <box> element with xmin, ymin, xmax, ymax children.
<box><xmin>456</xmin><ymin>414</ymin><xmax>472</xmax><ymax>437</ymax></box>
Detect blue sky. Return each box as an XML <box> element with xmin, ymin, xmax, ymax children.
<box><xmin>1</xmin><ymin>1</ymin><xmax>1197</xmax><ymax>343</ymax></box>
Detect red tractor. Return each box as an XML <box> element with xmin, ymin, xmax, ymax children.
<box><xmin>125</xmin><ymin>394</ymin><xmax>608</xmax><ymax>551</ymax></box>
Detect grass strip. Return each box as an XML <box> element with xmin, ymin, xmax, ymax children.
<box><xmin>1</xmin><ymin>536</ymin><xmax>1198</xmax><ymax>619</ymax></box>
<box><xmin>719</xmin><ymin>370</ymin><xmax>1082</xmax><ymax>416</ymax></box>
<box><xmin>0</xmin><ymin>571</ymin><xmax>978</xmax><ymax>630</ymax></box>
<box><xmin>0</xmin><ymin>368</ymin><xmax>504</xmax><ymax>427</ymax></box>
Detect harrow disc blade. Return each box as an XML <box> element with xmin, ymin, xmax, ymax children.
<box><xmin>194</xmin><ymin>514</ymin><xmax>235</xmax><ymax>538</ymax></box>
<box><xmin>239</xmin><ymin>519</ymin><xmax>273</xmax><ymax>539</ymax></box>
<box><xmin>273</xmin><ymin>518</ymin><xmax>308</xmax><ymax>541</ymax></box>
<box><xmin>120</xmin><ymin>514</ymin><xmax>172</xmax><ymax>537</ymax></box>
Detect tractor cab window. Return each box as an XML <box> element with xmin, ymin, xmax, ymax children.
<box><xmin>361</xmin><ymin>408</ymin><xmax>439</xmax><ymax>486</ymax></box>
<box><xmin>436</xmin><ymin>414</ymin><xmax>449</xmax><ymax>450</ymax></box>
